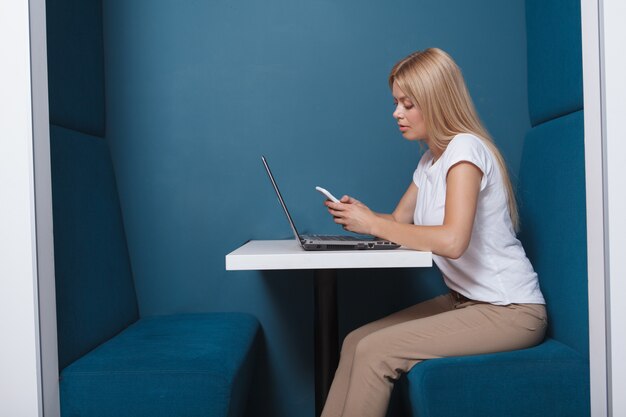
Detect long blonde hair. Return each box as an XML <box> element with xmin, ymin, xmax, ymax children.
<box><xmin>389</xmin><ymin>48</ymin><xmax>519</xmax><ymax>231</ymax></box>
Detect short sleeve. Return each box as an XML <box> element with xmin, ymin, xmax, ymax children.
<box><xmin>441</xmin><ymin>134</ymin><xmax>492</xmax><ymax>190</ymax></box>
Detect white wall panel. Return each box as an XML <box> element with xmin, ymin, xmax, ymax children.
<box><xmin>0</xmin><ymin>0</ymin><xmax>58</xmax><ymax>416</ymax></box>
<box><xmin>602</xmin><ymin>0</ymin><xmax>626</xmax><ymax>415</ymax></box>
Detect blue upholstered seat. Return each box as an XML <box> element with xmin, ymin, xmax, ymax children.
<box><xmin>60</xmin><ymin>313</ymin><xmax>259</xmax><ymax>417</ymax></box>
<box><xmin>51</xmin><ymin>126</ymin><xmax>260</xmax><ymax>417</ymax></box>
<box><xmin>404</xmin><ymin>340</ymin><xmax>587</xmax><ymax>417</ymax></box>
<box><xmin>403</xmin><ymin>111</ymin><xmax>589</xmax><ymax>417</ymax></box>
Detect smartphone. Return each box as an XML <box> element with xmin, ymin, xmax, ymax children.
<box><xmin>315</xmin><ymin>186</ymin><xmax>340</xmax><ymax>203</ymax></box>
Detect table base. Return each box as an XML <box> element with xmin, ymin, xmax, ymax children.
<box><xmin>314</xmin><ymin>269</ymin><xmax>339</xmax><ymax>417</ymax></box>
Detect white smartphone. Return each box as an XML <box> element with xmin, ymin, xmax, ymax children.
<box><xmin>315</xmin><ymin>186</ymin><xmax>340</xmax><ymax>203</ymax></box>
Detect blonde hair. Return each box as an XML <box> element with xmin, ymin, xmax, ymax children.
<box><xmin>389</xmin><ymin>48</ymin><xmax>519</xmax><ymax>231</ymax></box>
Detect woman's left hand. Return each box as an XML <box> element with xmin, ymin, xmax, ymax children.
<box><xmin>325</xmin><ymin>196</ymin><xmax>378</xmax><ymax>235</ymax></box>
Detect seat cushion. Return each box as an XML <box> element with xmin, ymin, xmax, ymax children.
<box><xmin>60</xmin><ymin>312</ymin><xmax>260</xmax><ymax>417</ymax></box>
<box><xmin>403</xmin><ymin>338</ymin><xmax>589</xmax><ymax>417</ymax></box>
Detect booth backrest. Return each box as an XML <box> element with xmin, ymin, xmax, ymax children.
<box><xmin>525</xmin><ymin>0</ymin><xmax>583</xmax><ymax>126</ymax></box>
<box><xmin>47</xmin><ymin>0</ymin><xmax>136</xmax><ymax>370</ymax></box>
<box><xmin>46</xmin><ymin>0</ymin><xmax>105</xmax><ymax>136</ymax></box>
<box><xmin>518</xmin><ymin>0</ymin><xmax>587</xmax><ymax>357</ymax></box>
<box><xmin>50</xmin><ymin>126</ymin><xmax>139</xmax><ymax>370</ymax></box>
<box><xmin>50</xmin><ymin>125</ymin><xmax>139</xmax><ymax>369</ymax></box>
<box><xmin>518</xmin><ymin>111</ymin><xmax>587</xmax><ymax>356</ymax></box>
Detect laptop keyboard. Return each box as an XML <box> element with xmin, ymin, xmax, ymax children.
<box><xmin>306</xmin><ymin>235</ymin><xmax>365</xmax><ymax>241</ymax></box>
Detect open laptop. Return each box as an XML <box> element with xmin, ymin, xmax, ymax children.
<box><xmin>262</xmin><ymin>156</ymin><xmax>400</xmax><ymax>251</ymax></box>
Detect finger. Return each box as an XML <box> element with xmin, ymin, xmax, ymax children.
<box><xmin>344</xmin><ymin>195</ymin><xmax>362</xmax><ymax>204</ymax></box>
<box><xmin>328</xmin><ymin>208</ymin><xmax>346</xmax><ymax>217</ymax></box>
<box><xmin>327</xmin><ymin>201</ymin><xmax>346</xmax><ymax>211</ymax></box>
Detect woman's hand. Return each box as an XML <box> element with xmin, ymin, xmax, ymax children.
<box><xmin>325</xmin><ymin>195</ymin><xmax>379</xmax><ymax>235</ymax></box>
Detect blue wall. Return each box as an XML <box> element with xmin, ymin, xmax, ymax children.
<box><xmin>47</xmin><ymin>0</ymin><xmax>530</xmax><ymax>416</ymax></box>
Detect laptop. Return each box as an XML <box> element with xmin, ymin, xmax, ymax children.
<box><xmin>262</xmin><ymin>156</ymin><xmax>400</xmax><ymax>251</ymax></box>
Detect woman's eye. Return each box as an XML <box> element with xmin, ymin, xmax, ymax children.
<box><xmin>405</xmin><ymin>104</ymin><xmax>414</xmax><ymax>109</ymax></box>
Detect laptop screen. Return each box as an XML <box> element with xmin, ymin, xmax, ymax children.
<box><xmin>261</xmin><ymin>156</ymin><xmax>302</xmax><ymax>244</ymax></box>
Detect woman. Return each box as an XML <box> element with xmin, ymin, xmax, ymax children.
<box><xmin>320</xmin><ymin>48</ymin><xmax>547</xmax><ymax>417</ymax></box>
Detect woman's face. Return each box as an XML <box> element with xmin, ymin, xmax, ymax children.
<box><xmin>392</xmin><ymin>82</ymin><xmax>428</xmax><ymax>141</ymax></box>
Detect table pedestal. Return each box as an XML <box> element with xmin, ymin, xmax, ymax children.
<box><xmin>314</xmin><ymin>269</ymin><xmax>339</xmax><ymax>417</ymax></box>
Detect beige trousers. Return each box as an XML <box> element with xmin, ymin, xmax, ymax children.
<box><xmin>320</xmin><ymin>293</ymin><xmax>547</xmax><ymax>417</ymax></box>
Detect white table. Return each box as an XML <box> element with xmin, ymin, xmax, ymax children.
<box><xmin>226</xmin><ymin>240</ymin><xmax>432</xmax><ymax>416</ymax></box>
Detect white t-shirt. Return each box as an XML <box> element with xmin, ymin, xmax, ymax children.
<box><xmin>413</xmin><ymin>133</ymin><xmax>545</xmax><ymax>305</ymax></box>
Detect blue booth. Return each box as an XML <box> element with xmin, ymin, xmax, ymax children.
<box><xmin>47</xmin><ymin>2</ymin><xmax>261</xmax><ymax>416</ymax></box>
<box><xmin>46</xmin><ymin>0</ymin><xmax>589</xmax><ymax>415</ymax></box>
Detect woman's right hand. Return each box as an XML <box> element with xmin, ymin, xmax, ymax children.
<box><xmin>325</xmin><ymin>196</ymin><xmax>379</xmax><ymax>235</ymax></box>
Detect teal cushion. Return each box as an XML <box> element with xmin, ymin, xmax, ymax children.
<box><xmin>518</xmin><ymin>111</ymin><xmax>588</xmax><ymax>356</ymax></box>
<box><xmin>404</xmin><ymin>338</ymin><xmax>589</xmax><ymax>417</ymax></box>
<box><xmin>60</xmin><ymin>313</ymin><xmax>260</xmax><ymax>417</ymax></box>
<box><xmin>526</xmin><ymin>0</ymin><xmax>583</xmax><ymax>125</ymax></box>
<box><xmin>51</xmin><ymin>125</ymin><xmax>139</xmax><ymax>370</ymax></box>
